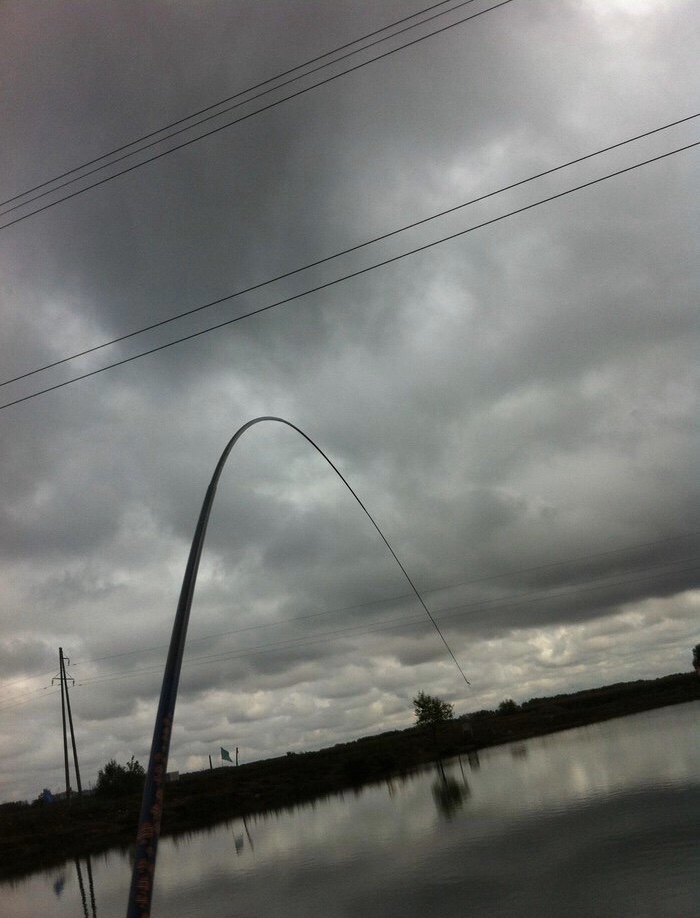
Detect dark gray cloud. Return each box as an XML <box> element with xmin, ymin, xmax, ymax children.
<box><xmin>0</xmin><ymin>0</ymin><xmax>698</xmax><ymax>802</ymax></box>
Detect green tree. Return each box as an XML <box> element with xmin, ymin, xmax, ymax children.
<box><xmin>693</xmin><ymin>643</ymin><xmax>700</xmax><ymax>673</ymax></box>
<box><xmin>95</xmin><ymin>756</ymin><xmax>145</xmax><ymax>798</ymax></box>
<box><xmin>413</xmin><ymin>691</ymin><xmax>454</xmax><ymax>728</ymax></box>
<box><xmin>497</xmin><ymin>698</ymin><xmax>519</xmax><ymax>715</ymax></box>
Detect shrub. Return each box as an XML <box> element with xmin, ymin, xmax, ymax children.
<box><xmin>95</xmin><ymin>756</ymin><xmax>145</xmax><ymax>798</ymax></box>
<box><xmin>497</xmin><ymin>699</ymin><xmax>519</xmax><ymax>715</ymax></box>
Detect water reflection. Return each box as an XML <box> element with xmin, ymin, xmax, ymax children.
<box><xmin>74</xmin><ymin>855</ymin><xmax>97</xmax><ymax>918</ymax></box>
<box><xmin>431</xmin><ymin>758</ymin><xmax>471</xmax><ymax>819</ymax></box>
<box><xmin>234</xmin><ymin>814</ymin><xmax>255</xmax><ymax>855</ymax></box>
<box><xmin>49</xmin><ymin>853</ymin><xmax>99</xmax><ymax>916</ymax></box>
<box><xmin>52</xmin><ymin>870</ymin><xmax>66</xmax><ymax>897</ymax></box>
<box><xmin>5</xmin><ymin>702</ymin><xmax>699</xmax><ymax>918</ymax></box>
<box><xmin>431</xmin><ymin>773</ymin><xmax>467</xmax><ymax>819</ymax></box>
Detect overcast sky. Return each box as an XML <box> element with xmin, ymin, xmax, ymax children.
<box><xmin>1</xmin><ymin>0</ymin><xmax>698</xmax><ymax>804</ymax></box>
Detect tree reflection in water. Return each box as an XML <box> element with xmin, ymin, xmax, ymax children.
<box><xmin>432</xmin><ymin>759</ymin><xmax>471</xmax><ymax>819</ymax></box>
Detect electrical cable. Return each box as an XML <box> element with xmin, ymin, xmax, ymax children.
<box><xmin>3</xmin><ymin>112</ymin><xmax>696</xmax><ymax>392</ymax></box>
<box><xmin>61</xmin><ymin>557</ymin><xmax>700</xmax><ymax>684</ymax></box>
<box><xmin>68</xmin><ymin>561</ymin><xmax>700</xmax><ymax>691</ymax></box>
<box><xmin>0</xmin><ymin>0</ymin><xmax>465</xmax><ymax>211</ymax></box>
<box><xmin>4</xmin><ymin>533</ymin><xmax>694</xmax><ymax>708</ymax></box>
<box><xmin>0</xmin><ymin>0</ymin><xmax>516</xmax><ymax>231</ymax></box>
<box><xmin>70</xmin><ymin>532</ymin><xmax>699</xmax><ymax>668</ymax></box>
<box><xmin>2</xmin><ymin>557</ymin><xmax>696</xmax><ymax>708</ymax></box>
<box><xmin>2</xmin><ymin>138</ymin><xmax>697</xmax><ymax>414</ymax></box>
<box><xmin>0</xmin><ymin>669</ymin><xmax>56</xmax><ymax>690</ymax></box>
<box><xmin>0</xmin><ymin>687</ymin><xmax>59</xmax><ymax>713</ymax></box>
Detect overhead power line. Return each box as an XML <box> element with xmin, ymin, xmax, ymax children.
<box><xmin>69</xmin><ymin>532</ymin><xmax>700</xmax><ymax>669</ymax></box>
<box><xmin>1</xmin><ymin>137</ymin><xmax>697</xmax><ymax>414</ymax></box>
<box><xmin>65</xmin><ymin>561</ymin><xmax>700</xmax><ymax>692</ymax></box>
<box><xmin>1</xmin><ymin>553</ymin><xmax>696</xmax><ymax>709</ymax></box>
<box><xmin>69</xmin><ymin>558</ymin><xmax>699</xmax><ymax>686</ymax></box>
<box><xmin>4</xmin><ymin>547</ymin><xmax>697</xmax><ymax>705</ymax></box>
<box><xmin>0</xmin><ymin>0</ymin><xmax>515</xmax><ymax>231</ymax></box>
<box><xmin>2</xmin><ymin>541</ymin><xmax>695</xmax><ymax>709</ymax></box>
<box><xmin>1</xmin><ymin>668</ymin><xmax>56</xmax><ymax>690</ymax></box>
<box><xmin>3</xmin><ymin>531</ymin><xmax>695</xmax><ymax>708</ymax></box>
<box><xmin>3</xmin><ymin>112</ymin><xmax>695</xmax><ymax>393</ymax></box>
<box><xmin>0</xmin><ymin>687</ymin><xmax>60</xmax><ymax>715</ymax></box>
<box><xmin>0</xmin><ymin>0</ymin><xmax>473</xmax><ymax>212</ymax></box>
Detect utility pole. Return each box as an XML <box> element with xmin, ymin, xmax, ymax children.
<box><xmin>54</xmin><ymin>648</ymin><xmax>71</xmax><ymax>802</ymax></box>
<box><xmin>62</xmin><ymin>649</ymin><xmax>83</xmax><ymax>797</ymax></box>
<box><xmin>52</xmin><ymin>648</ymin><xmax>83</xmax><ymax>802</ymax></box>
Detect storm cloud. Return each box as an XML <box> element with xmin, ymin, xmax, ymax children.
<box><xmin>0</xmin><ymin>0</ymin><xmax>698</xmax><ymax>802</ymax></box>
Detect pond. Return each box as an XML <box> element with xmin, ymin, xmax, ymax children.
<box><xmin>5</xmin><ymin>701</ymin><xmax>699</xmax><ymax>917</ymax></box>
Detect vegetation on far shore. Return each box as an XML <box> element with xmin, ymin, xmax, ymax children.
<box><xmin>2</xmin><ymin>671</ymin><xmax>698</xmax><ymax>881</ymax></box>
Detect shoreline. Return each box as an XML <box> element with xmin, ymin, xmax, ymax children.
<box><xmin>2</xmin><ymin>671</ymin><xmax>698</xmax><ymax>882</ymax></box>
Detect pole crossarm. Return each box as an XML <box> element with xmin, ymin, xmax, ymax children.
<box><xmin>126</xmin><ymin>416</ymin><xmax>468</xmax><ymax>917</ymax></box>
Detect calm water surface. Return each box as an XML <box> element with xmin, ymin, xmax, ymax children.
<box><xmin>5</xmin><ymin>702</ymin><xmax>699</xmax><ymax>917</ymax></box>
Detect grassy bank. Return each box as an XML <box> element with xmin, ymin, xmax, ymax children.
<box><xmin>2</xmin><ymin>671</ymin><xmax>698</xmax><ymax>881</ymax></box>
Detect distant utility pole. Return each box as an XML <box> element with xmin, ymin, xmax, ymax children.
<box><xmin>52</xmin><ymin>648</ymin><xmax>83</xmax><ymax>802</ymax></box>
